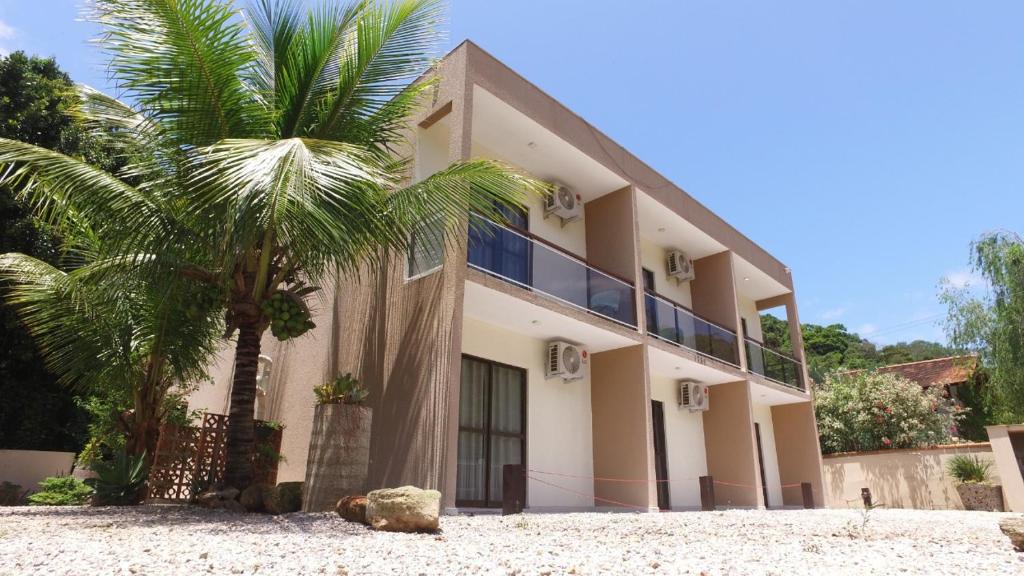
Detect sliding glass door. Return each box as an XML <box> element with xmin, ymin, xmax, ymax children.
<box><xmin>456</xmin><ymin>355</ymin><xmax>526</xmax><ymax>508</ymax></box>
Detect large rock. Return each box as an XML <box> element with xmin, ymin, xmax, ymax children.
<box><xmin>365</xmin><ymin>486</ymin><xmax>440</xmax><ymax>533</ymax></box>
<box><xmin>240</xmin><ymin>484</ymin><xmax>267</xmax><ymax>512</ymax></box>
<box><xmin>336</xmin><ymin>495</ymin><xmax>368</xmax><ymax>524</ymax></box>
<box><xmin>264</xmin><ymin>482</ymin><xmax>303</xmax><ymax>515</ymax></box>
<box><xmin>1001</xmin><ymin>517</ymin><xmax>1024</xmax><ymax>552</ymax></box>
<box><xmin>955</xmin><ymin>483</ymin><xmax>1004</xmax><ymax>511</ymax></box>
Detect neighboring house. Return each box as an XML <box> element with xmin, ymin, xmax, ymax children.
<box><xmin>190</xmin><ymin>41</ymin><xmax>824</xmax><ymax>513</ymax></box>
<box><xmin>844</xmin><ymin>355</ymin><xmax>979</xmax><ymax>400</ymax></box>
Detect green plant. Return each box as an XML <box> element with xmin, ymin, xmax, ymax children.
<box><xmin>26</xmin><ymin>476</ymin><xmax>93</xmax><ymax>506</ymax></box>
<box><xmin>947</xmin><ymin>454</ymin><xmax>992</xmax><ymax>484</ymax></box>
<box><xmin>314</xmin><ymin>373</ymin><xmax>369</xmax><ymax>405</ymax></box>
<box><xmin>815</xmin><ymin>371</ymin><xmax>963</xmax><ymax>454</ymax></box>
<box><xmin>86</xmin><ymin>449</ymin><xmax>148</xmax><ymax>505</ymax></box>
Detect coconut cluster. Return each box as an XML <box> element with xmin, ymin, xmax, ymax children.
<box><xmin>262</xmin><ymin>291</ymin><xmax>315</xmax><ymax>340</ymax></box>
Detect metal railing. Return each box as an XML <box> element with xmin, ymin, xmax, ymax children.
<box><xmin>744</xmin><ymin>337</ymin><xmax>804</xmax><ymax>390</ymax></box>
<box><xmin>467</xmin><ymin>215</ymin><xmax>637</xmax><ymax>328</ymax></box>
<box><xmin>643</xmin><ymin>292</ymin><xmax>739</xmax><ymax>366</ymax></box>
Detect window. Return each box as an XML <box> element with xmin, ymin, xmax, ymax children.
<box><xmin>406</xmin><ymin>215</ymin><xmax>444</xmax><ymax>279</ymax></box>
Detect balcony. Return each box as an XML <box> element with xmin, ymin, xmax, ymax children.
<box><xmin>643</xmin><ymin>292</ymin><xmax>739</xmax><ymax>366</ymax></box>
<box><xmin>467</xmin><ymin>215</ymin><xmax>637</xmax><ymax>328</ymax></box>
<box><xmin>744</xmin><ymin>338</ymin><xmax>804</xmax><ymax>390</ymax></box>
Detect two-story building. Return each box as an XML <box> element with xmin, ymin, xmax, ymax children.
<box><xmin>190</xmin><ymin>41</ymin><xmax>825</xmax><ymax>513</ymax></box>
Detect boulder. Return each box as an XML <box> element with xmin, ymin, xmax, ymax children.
<box><xmin>240</xmin><ymin>484</ymin><xmax>267</xmax><ymax>512</ymax></box>
<box><xmin>218</xmin><ymin>487</ymin><xmax>241</xmax><ymax>501</ymax></box>
<box><xmin>365</xmin><ymin>486</ymin><xmax>440</xmax><ymax>533</ymax></box>
<box><xmin>219</xmin><ymin>499</ymin><xmax>246</xmax><ymax>513</ymax></box>
<box><xmin>264</xmin><ymin>482</ymin><xmax>303</xmax><ymax>515</ymax></box>
<box><xmin>336</xmin><ymin>495</ymin><xmax>368</xmax><ymax>524</ymax></box>
<box><xmin>955</xmin><ymin>483</ymin><xmax>1004</xmax><ymax>511</ymax></box>
<box><xmin>1001</xmin><ymin>517</ymin><xmax>1024</xmax><ymax>552</ymax></box>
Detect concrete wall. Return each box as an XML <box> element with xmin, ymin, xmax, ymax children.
<box><xmin>737</xmin><ymin>295</ymin><xmax>763</xmax><ymax>342</ymax></box>
<box><xmin>751</xmin><ymin>402</ymin><xmax>783</xmax><ymax>507</ymax></box>
<box><xmin>822</xmin><ymin>443</ymin><xmax>999</xmax><ymax>510</ymax></box>
<box><xmin>771</xmin><ymin>401</ymin><xmax>826</xmax><ymax>507</ymax></box>
<box><xmin>702</xmin><ymin>380</ymin><xmax>760</xmax><ymax>507</ymax></box>
<box><xmin>649</xmin><ymin>375</ymin><xmax>707</xmax><ymax>509</ymax></box>
<box><xmin>591</xmin><ymin>345</ymin><xmax>655</xmax><ymax>510</ymax></box>
<box><xmin>0</xmin><ymin>450</ymin><xmax>76</xmax><ymax>493</ymax></box>
<box><xmin>584</xmin><ymin>186</ymin><xmax>637</xmax><ymax>282</ymax></box>
<box><xmin>985</xmin><ymin>425</ymin><xmax>1024</xmax><ymax>512</ymax></box>
<box><xmin>461</xmin><ymin>317</ymin><xmax>594</xmax><ymax>510</ymax></box>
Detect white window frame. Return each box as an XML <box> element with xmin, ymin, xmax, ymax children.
<box><xmin>405</xmin><ymin>215</ymin><xmax>445</xmax><ymax>281</ymax></box>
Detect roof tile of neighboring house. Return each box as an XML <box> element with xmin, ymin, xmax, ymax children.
<box><xmin>844</xmin><ymin>355</ymin><xmax>977</xmax><ymax>388</ymax></box>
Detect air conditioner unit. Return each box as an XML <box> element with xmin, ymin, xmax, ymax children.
<box><xmin>546</xmin><ymin>340</ymin><xmax>588</xmax><ymax>381</ymax></box>
<box><xmin>544</xmin><ymin>184</ymin><xmax>582</xmax><ymax>225</ymax></box>
<box><xmin>666</xmin><ymin>250</ymin><xmax>695</xmax><ymax>283</ymax></box>
<box><xmin>678</xmin><ymin>380</ymin><xmax>709</xmax><ymax>411</ymax></box>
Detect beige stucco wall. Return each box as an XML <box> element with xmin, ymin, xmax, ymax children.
<box><xmin>460</xmin><ymin>316</ymin><xmax>595</xmax><ymax>510</ymax></box>
<box><xmin>702</xmin><ymin>380</ymin><xmax>760</xmax><ymax>507</ymax></box>
<box><xmin>0</xmin><ymin>450</ymin><xmax>76</xmax><ymax>493</ymax></box>
<box><xmin>591</xmin><ymin>345</ymin><xmax>655</xmax><ymax>510</ymax></box>
<box><xmin>649</xmin><ymin>375</ymin><xmax>707</xmax><ymax>508</ymax></box>
<box><xmin>822</xmin><ymin>443</ymin><xmax>999</xmax><ymax>510</ymax></box>
<box><xmin>751</xmin><ymin>402</ymin><xmax>783</xmax><ymax>507</ymax></box>
<box><xmin>985</xmin><ymin>425</ymin><xmax>1024</xmax><ymax>512</ymax></box>
<box><xmin>771</xmin><ymin>400</ymin><xmax>826</xmax><ymax>507</ymax></box>
<box><xmin>639</xmin><ymin>238</ymin><xmax>693</xmax><ymax>308</ymax></box>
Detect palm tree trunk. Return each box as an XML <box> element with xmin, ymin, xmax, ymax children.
<box><xmin>225</xmin><ymin>322</ymin><xmax>262</xmax><ymax>488</ymax></box>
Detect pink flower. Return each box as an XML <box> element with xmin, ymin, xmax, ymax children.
<box><xmin>882</xmin><ymin>437</ymin><xmax>892</xmax><ymax>447</ymax></box>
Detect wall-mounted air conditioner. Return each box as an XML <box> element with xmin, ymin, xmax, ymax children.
<box><xmin>666</xmin><ymin>250</ymin><xmax>695</xmax><ymax>283</ymax></box>
<box><xmin>546</xmin><ymin>340</ymin><xmax>588</xmax><ymax>381</ymax></box>
<box><xmin>544</xmin><ymin>184</ymin><xmax>582</xmax><ymax>225</ymax></box>
<box><xmin>678</xmin><ymin>379</ymin><xmax>709</xmax><ymax>411</ymax></box>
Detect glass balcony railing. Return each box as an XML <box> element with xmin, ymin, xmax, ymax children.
<box><xmin>643</xmin><ymin>292</ymin><xmax>739</xmax><ymax>366</ymax></box>
<box><xmin>467</xmin><ymin>215</ymin><xmax>637</xmax><ymax>328</ymax></box>
<box><xmin>745</xmin><ymin>338</ymin><xmax>805</xmax><ymax>390</ymax></box>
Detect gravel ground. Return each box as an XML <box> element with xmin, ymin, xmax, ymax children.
<box><xmin>0</xmin><ymin>506</ymin><xmax>1020</xmax><ymax>575</ymax></box>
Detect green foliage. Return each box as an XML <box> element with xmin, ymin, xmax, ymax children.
<box><xmin>86</xmin><ymin>450</ymin><xmax>148</xmax><ymax>506</ymax></box>
<box><xmin>941</xmin><ymin>231</ymin><xmax>1024</xmax><ymax>423</ymax></box>
<box><xmin>314</xmin><ymin>373</ymin><xmax>368</xmax><ymax>405</ymax></box>
<box><xmin>26</xmin><ymin>476</ymin><xmax>93</xmax><ymax>506</ymax></box>
<box><xmin>815</xmin><ymin>371</ymin><xmax>962</xmax><ymax>454</ymax></box>
<box><xmin>946</xmin><ymin>454</ymin><xmax>992</xmax><ymax>484</ymax></box>
<box><xmin>760</xmin><ymin>314</ymin><xmax>954</xmax><ymax>382</ymax></box>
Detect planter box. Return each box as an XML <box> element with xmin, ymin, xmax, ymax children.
<box><xmin>956</xmin><ymin>483</ymin><xmax>1004</xmax><ymax>511</ymax></box>
<box><xmin>302</xmin><ymin>403</ymin><xmax>372</xmax><ymax>512</ymax></box>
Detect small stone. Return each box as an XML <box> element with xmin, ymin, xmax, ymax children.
<box><xmin>336</xmin><ymin>495</ymin><xmax>368</xmax><ymax>524</ymax></box>
<box><xmin>263</xmin><ymin>482</ymin><xmax>303</xmax><ymax>515</ymax></box>
<box><xmin>365</xmin><ymin>486</ymin><xmax>440</xmax><ymax>533</ymax></box>
<box><xmin>196</xmin><ymin>491</ymin><xmax>219</xmax><ymax>507</ymax></box>
<box><xmin>218</xmin><ymin>487</ymin><xmax>241</xmax><ymax>501</ymax></box>
<box><xmin>199</xmin><ymin>552</ymin><xmax>208</xmax><ymax>560</ymax></box>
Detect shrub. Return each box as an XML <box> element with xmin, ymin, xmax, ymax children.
<box><xmin>26</xmin><ymin>476</ymin><xmax>93</xmax><ymax>506</ymax></box>
<box><xmin>86</xmin><ymin>449</ymin><xmax>148</xmax><ymax>505</ymax></box>
<box><xmin>947</xmin><ymin>454</ymin><xmax>992</xmax><ymax>483</ymax></box>
<box><xmin>314</xmin><ymin>373</ymin><xmax>368</xmax><ymax>405</ymax></box>
<box><xmin>815</xmin><ymin>371</ymin><xmax>963</xmax><ymax>454</ymax></box>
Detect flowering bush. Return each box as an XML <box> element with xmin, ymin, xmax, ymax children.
<box><xmin>815</xmin><ymin>371</ymin><xmax>963</xmax><ymax>454</ymax></box>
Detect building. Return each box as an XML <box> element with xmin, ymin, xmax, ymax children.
<box><xmin>190</xmin><ymin>41</ymin><xmax>825</xmax><ymax>513</ymax></box>
<box><xmin>847</xmin><ymin>355</ymin><xmax>979</xmax><ymax>400</ymax></box>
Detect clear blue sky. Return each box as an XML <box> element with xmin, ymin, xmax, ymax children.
<box><xmin>1</xmin><ymin>0</ymin><xmax>1020</xmax><ymax>345</ymax></box>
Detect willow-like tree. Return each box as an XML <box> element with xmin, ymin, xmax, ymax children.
<box><xmin>0</xmin><ymin>0</ymin><xmax>541</xmax><ymax>489</ymax></box>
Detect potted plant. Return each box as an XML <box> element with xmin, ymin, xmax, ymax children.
<box><xmin>302</xmin><ymin>373</ymin><xmax>372</xmax><ymax>512</ymax></box>
<box><xmin>948</xmin><ymin>454</ymin><xmax>1004</xmax><ymax>511</ymax></box>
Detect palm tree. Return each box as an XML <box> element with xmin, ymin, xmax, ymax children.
<box><xmin>0</xmin><ymin>0</ymin><xmax>541</xmax><ymax>489</ymax></box>
<box><xmin>0</xmin><ymin>238</ymin><xmax>221</xmax><ymax>466</ymax></box>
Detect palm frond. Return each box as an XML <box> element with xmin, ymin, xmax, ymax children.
<box><xmin>89</xmin><ymin>0</ymin><xmax>271</xmax><ymax>145</ymax></box>
<box><xmin>311</xmin><ymin>0</ymin><xmax>444</xmax><ymax>140</ymax></box>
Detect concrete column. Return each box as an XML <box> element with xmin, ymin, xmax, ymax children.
<box><xmin>701</xmin><ymin>380</ymin><xmax>762</xmax><ymax>508</ymax></box>
<box><xmin>691</xmin><ymin>251</ymin><xmax>745</xmax><ymax>369</ymax></box>
<box><xmin>756</xmin><ymin>292</ymin><xmax>811</xmax><ymax>387</ymax></box>
<box><xmin>986</xmin><ymin>425</ymin><xmax>1024</xmax><ymax>512</ymax></box>
<box><xmin>590</xmin><ymin>345</ymin><xmax>657</xmax><ymax>511</ymax></box>
<box><xmin>771</xmin><ymin>402</ymin><xmax>826</xmax><ymax>507</ymax></box>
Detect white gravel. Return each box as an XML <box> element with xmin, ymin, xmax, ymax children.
<box><xmin>0</xmin><ymin>505</ymin><xmax>1020</xmax><ymax>575</ymax></box>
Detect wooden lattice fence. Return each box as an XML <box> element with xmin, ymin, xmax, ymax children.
<box><xmin>147</xmin><ymin>413</ymin><xmax>282</xmax><ymax>502</ymax></box>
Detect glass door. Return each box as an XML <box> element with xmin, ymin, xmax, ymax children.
<box><xmin>456</xmin><ymin>355</ymin><xmax>526</xmax><ymax>508</ymax></box>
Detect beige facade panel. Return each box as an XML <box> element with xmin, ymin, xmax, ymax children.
<box><xmin>771</xmin><ymin>401</ymin><xmax>826</xmax><ymax>507</ymax></box>
<box><xmin>702</xmin><ymin>380</ymin><xmax>761</xmax><ymax>507</ymax></box>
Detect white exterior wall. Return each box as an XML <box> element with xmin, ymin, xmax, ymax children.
<box><xmin>639</xmin><ymin>239</ymin><xmax>692</xmax><ymax>307</ymax></box>
<box><xmin>649</xmin><ymin>375</ymin><xmax>707</xmax><ymax>509</ymax></box>
<box><xmin>461</xmin><ymin>316</ymin><xmax>595</xmax><ymax>510</ymax></box>
<box><xmin>737</xmin><ymin>295</ymin><xmax>763</xmax><ymax>342</ymax></box>
<box><xmin>751</xmin><ymin>402</ymin><xmax>784</xmax><ymax>507</ymax></box>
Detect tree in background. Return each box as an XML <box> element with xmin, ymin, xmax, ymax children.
<box><xmin>0</xmin><ymin>52</ymin><xmax>119</xmax><ymax>452</ymax></box>
<box><xmin>941</xmin><ymin>231</ymin><xmax>1024</xmax><ymax>424</ymax></box>
<box><xmin>815</xmin><ymin>371</ymin><xmax>963</xmax><ymax>454</ymax></box>
<box><xmin>759</xmin><ymin>314</ymin><xmax>953</xmax><ymax>382</ymax></box>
